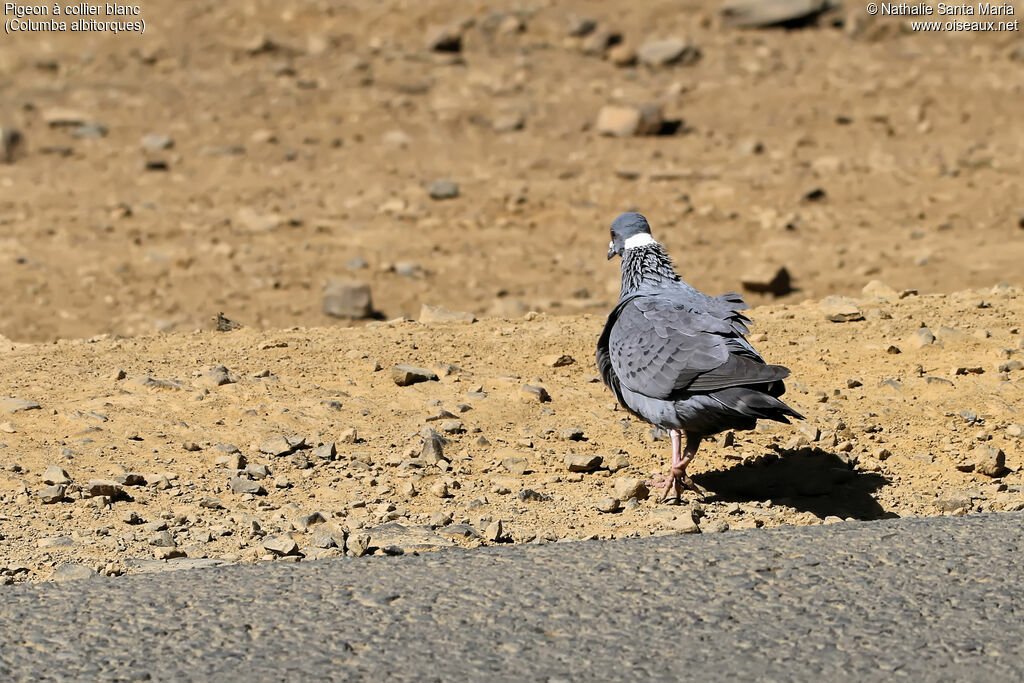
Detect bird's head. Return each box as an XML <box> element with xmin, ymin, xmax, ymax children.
<box><xmin>607</xmin><ymin>212</ymin><xmax>655</xmax><ymax>260</ymax></box>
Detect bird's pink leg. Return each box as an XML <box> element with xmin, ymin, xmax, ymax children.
<box><xmin>647</xmin><ymin>431</ymin><xmax>703</xmax><ymax>503</ymax></box>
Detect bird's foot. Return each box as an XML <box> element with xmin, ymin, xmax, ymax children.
<box><xmin>647</xmin><ymin>467</ymin><xmax>705</xmax><ymax>504</ymax></box>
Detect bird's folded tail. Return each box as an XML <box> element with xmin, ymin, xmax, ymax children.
<box><xmin>708</xmin><ymin>386</ymin><xmax>805</xmax><ymax>424</ymax></box>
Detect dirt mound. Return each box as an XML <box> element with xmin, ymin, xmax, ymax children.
<box><xmin>0</xmin><ymin>285</ymin><xmax>1021</xmax><ymax>581</ymax></box>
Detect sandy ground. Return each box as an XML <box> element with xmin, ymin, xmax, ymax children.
<box><xmin>0</xmin><ymin>1</ymin><xmax>1022</xmax><ymax>581</ymax></box>
<box><xmin>0</xmin><ymin>0</ymin><xmax>1022</xmax><ymax>342</ymax></box>
<box><xmin>0</xmin><ymin>286</ymin><xmax>1022</xmax><ymax>581</ymax></box>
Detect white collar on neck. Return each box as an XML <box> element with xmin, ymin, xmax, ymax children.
<box><xmin>624</xmin><ymin>233</ymin><xmax>657</xmax><ymax>250</ymax></box>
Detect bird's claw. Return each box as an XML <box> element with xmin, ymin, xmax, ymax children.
<box><xmin>648</xmin><ymin>467</ymin><xmax>705</xmax><ymax>504</ymax></box>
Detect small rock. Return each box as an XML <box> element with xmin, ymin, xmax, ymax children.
<box><xmin>149</xmin><ymin>530</ymin><xmax>176</xmax><ymax>547</ymax></box>
<box><xmin>294</xmin><ymin>512</ymin><xmax>327</xmax><ymax>531</ymax></box>
<box><xmin>517</xmin><ymin>489</ymin><xmax>552</xmax><ymax>502</ymax></box>
<box><xmin>596</xmin><ymin>104</ymin><xmax>663</xmax><ymax>137</ymax></box>
<box><xmin>501</xmin><ymin>455</ymin><xmax>529</xmax><ymax>476</ymax></box>
<box><xmin>492</xmin><ymin>112</ymin><xmax>525</xmax><ymax>133</ymax></box>
<box><xmin>542</xmin><ymin>354</ymin><xmax>575</xmax><ymax>368</ymax></box>
<box><xmin>862</xmin><ymin>280</ymin><xmax>899</xmax><ymax>299</ymax></box>
<box><xmin>740</xmin><ymin>266</ymin><xmax>792</xmax><ymax>296</ymax></box>
<box><xmin>908</xmin><ymin>327</ymin><xmax>935</xmax><ymax>349</ymax></box>
<box><xmin>560</xmin><ymin>427</ymin><xmax>585</xmax><ymax>441</ymax></box>
<box><xmin>564</xmin><ymin>454</ymin><xmax>603</xmax><ymax>473</ymax></box>
<box><xmin>973</xmin><ymin>445</ymin><xmax>1006</xmax><ymax>477</ymax></box>
<box><xmin>263</xmin><ymin>535</ymin><xmax>300</xmax><ymax>556</ymax></box>
<box><xmin>323</xmin><ymin>280</ymin><xmax>374</xmax><ymax>319</ymax></box>
<box><xmin>43</xmin><ymin>465</ymin><xmax>71</xmax><ymax>485</ymax></box>
<box><xmin>596</xmin><ymin>497</ymin><xmax>621</xmax><ymax>513</ymax></box>
<box><xmin>51</xmin><ymin>564</ymin><xmax>99</xmax><ymax>582</ymax></box>
<box><xmin>605</xmin><ymin>453</ymin><xmax>631</xmax><ymax>472</ymax></box>
<box><xmin>820</xmin><ymin>296</ymin><xmax>864</xmax><ymax>323</ymax></box>
<box><xmin>936</xmin><ymin>326</ymin><xmax>967</xmax><ymax>344</ymax></box>
<box><xmin>1006</xmin><ymin>424</ymin><xmax>1024</xmax><ymax>438</ymax></box>
<box><xmin>722</xmin><ymin>0</ymin><xmax>837</xmax><ymax>28</ymax></box>
<box><xmin>429</xmin><ymin>480</ymin><xmax>450</xmax><ymax>498</ymax></box>
<box><xmin>0</xmin><ymin>126</ymin><xmax>24</xmax><ymax>164</ymax></box>
<box><xmin>484</xmin><ymin>519</ymin><xmax>505</xmax><ymax>542</ymax></box>
<box><xmin>393</xmin><ymin>364</ymin><xmax>439</xmax><ymax>386</ymax></box>
<box><xmin>312</xmin><ymin>443</ymin><xmax>337</xmax><ymax>460</ymax></box>
<box><xmin>426</xmin><ymin>25</ymin><xmax>462</xmax><ymax>52</ymax></box>
<box><xmin>199</xmin><ymin>365</ymin><xmax>237</xmax><ymax>388</ymax></box>
<box><xmin>613</xmin><ymin>477</ymin><xmax>649</xmax><ymax>501</ymax></box>
<box><xmin>636</xmin><ymin>38</ymin><xmax>701</xmax><ymax>67</ymax></box>
<box><xmin>259</xmin><ymin>435</ymin><xmax>305</xmax><ymax>457</ymax></box>
<box><xmin>608</xmin><ymin>44</ymin><xmax>638</xmax><ymax>67</ymax></box>
<box><xmin>419</xmin><ymin>304</ymin><xmax>475</xmax><ymax>324</ymax></box>
<box><xmin>122</xmin><ymin>511</ymin><xmax>144</xmax><ymax>525</ymax></box>
<box><xmin>214</xmin><ymin>452</ymin><xmax>247</xmax><ymax>470</ymax></box>
<box><xmin>520</xmin><ymin>384</ymin><xmax>551</xmax><ymax>403</ymax></box>
<box><xmin>37</xmin><ymin>484</ymin><xmax>66</xmax><ymax>504</ymax></box>
<box><xmin>427</xmin><ymin>180</ymin><xmax>460</xmax><ymax>200</ymax></box>
<box><xmin>85</xmin><ymin>480</ymin><xmax>124</xmax><ymax>499</ymax></box>
<box><xmin>141</xmin><ymin>133</ymin><xmax>174</xmax><ymax>151</ymax></box>
<box><xmin>567</xmin><ymin>15</ymin><xmax>597</xmax><ymax>37</ymax></box>
<box><xmin>229</xmin><ymin>476</ymin><xmax>266</xmax><ymax>495</ymax></box>
<box><xmin>1</xmin><ymin>397</ymin><xmax>41</xmax><ymax>414</ymax></box>
<box><xmin>199</xmin><ymin>497</ymin><xmax>224</xmax><ymax>510</ymax></box>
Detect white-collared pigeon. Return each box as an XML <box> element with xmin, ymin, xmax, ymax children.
<box><xmin>597</xmin><ymin>213</ymin><xmax>804</xmax><ymax>502</ymax></box>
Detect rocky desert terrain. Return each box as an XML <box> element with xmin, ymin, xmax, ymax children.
<box><xmin>0</xmin><ymin>0</ymin><xmax>1022</xmax><ymax>581</ymax></box>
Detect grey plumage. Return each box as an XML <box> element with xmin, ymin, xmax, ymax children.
<box><xmin>597</xmin><ymin>213</ymin><xmax>803</xmax><ymax>440</ymax></box>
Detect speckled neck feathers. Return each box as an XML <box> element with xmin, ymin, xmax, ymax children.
<box><xmin>619</xmin><ymin>243</ymin><xmax>680</xmax><ymax>297</ymax></box>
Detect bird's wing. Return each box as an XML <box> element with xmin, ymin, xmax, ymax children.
<box><xmin>603</xmin><ymin>292</ymin><xmax>788</xmax><ymax>400</ymax></box>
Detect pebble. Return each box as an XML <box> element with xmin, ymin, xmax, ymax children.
<box><xmin>85</xmin><ymin>480</ymin><xmax>124</xmax><ymax>499</ymax></box>
<box><xmin>519</xmin><ymin>384</ymin><xmax>551</xmax><ymax>403</ymax></box>
<box><xmin>149</xmin><ymin>530</ymin><xmax>176</xmax><ymax>547</ymax></box>
<box><xmin>862</xmin><ymin>280</ymin><xmax>899</xmax><ymax>299</ymax></box>
<box><xmin>50</xmin><ymin>564</ymin><xmax>98</xmax><ymax>582</ymax></box>
<box><xmin>429</xmin><ymin>480</ymin><xmax>450</xmax><ymax>498</ymax></box>
<box><xmin>1</xmin><ymin>397</ymin><xmax>41</xmax><ymax>414</ymax></box>
<box><xmin>1</xmin><ymin>126</ymin><xmax>24</xmax><ymax>163</ymax></box>
<box><xmin>501</xmin><ymin>455</ymin><xmax>529</xmax><ymax>476</ymax></box>
<box><xmin>908</xmin><ymin>327</ymin><xmax>935</xmax><ymax>349</ymax></box>
<box><xmin>259</xmin><ymin>435</ymin><xmax>305</xmax><ymax>457</ymax></box>
<box><xmin>605</xmin><ymin>453</ymin><xmax>631</xmax><ymax>472</ymax></box>
<box><xmin>37</xmin><ymin>485</ymin><xmax>66</xmax><ymax>504</ymax></box>
<box><xmin>393</xmin><ymin>364</ymin><xmax>440</xmax><ymax>386</ymax></box>
<box><xmin>426</xmin><ymin>25</ymin><xmax>462</xmax><ymax>52</ymax></box>
<box><xmin>263</xmin><ymin>535</ymin><xmax>300</xmax><ymax>556</ymax></box>
<box><xmin>322</xmin><ymin>280</ymin><xmax>374</xmax><ymax>319</ymax></box>
<box><xmin>564</xmin><ymin>454</ymin><xmax>603</xmax><ymax>473</ymax></box>
<box><xmin>721</xmin><ymin>0</ymin><xmax>835</xmax><ymax>27</ymax></box>
<box><xmin>740</xmin><ymin>266</ymin><xmax>792</xmax><ymax>296</ymax></box>
<box><xmin>312</xmin><ymin>443</ymin><xmax>337</xmax><ymax>460</ymax></box>
<box><xmin>613</xmin><ymin>477</ymin><xmax>649</xmax><ymax>501</ymax></box>
<box><xmin>608</xmin><ymin>44</ymin><xmax>638</xmax><ymax>67</ymax></box>
<box><xmin>820</xmin><ymin>296</ymin><xmax>864</xmax><ymax>323</ymax></box>
<box><xmin>542</xmin><ymin>354</ymin><xmax>575</xmax><ymax>368</ymax></box>
<box><xmin>972</xmin><ymin>445</ymin><xmax>1006</xmax><ymax>478</ymax></box>
<box><xmin>596</xmin><ymin>497</ymin><xmax>621</xmax><ymax>513</ymax></box>
<box><xmin>492</xmin><ymin>112</ymin><xmax>525</xmax><ymax>133</ymax></box>
<box><xmin>567</xmin><ymin>16</ymin><xmax>597</xmax><ymax>37</ymax></box>
<box><xmin>517</xmin><ymin>489</ymin><xmax>552</xmax><ymax>502</ymax></box>
<box><xmin>484</xmin><ymin>519</ymin><xmax>505</xmax><ymax>542</ymax></box>
<box><xmin>427</xmin><ymin>180</ymin><xmax>460</xmax><ymax>200</ymax></box>
<box><xmin>43</xmin><ymin>465</ymin><xmax>71</xmax><ymax>485</ymax></box>
<box><xmin>199</xmin><ymin>365</ymin><xmax>237</xmax><ymax>388</ymax></box>
<box><xmin>596</xmin><ymin>104</ymin><xmax>663</xmax><ymax>137</ymax></box>
<box><xmin>560</xmin><ymin>427</ymin><xmax>585</xmax><ymax>441</ymax></box>
<box><xmin>140</xmin><ymin>133</ymin><xmax>174</xmax><ymax>151</ymax></box>
<box><xmin>229</xmin><ymin>476</ymin><xmax>265</xmax><ymax>495</ymax></box>
<box><xmin>636</xmin><ymin>38</ymin><xmax>701</xmax><ymax>67</ymax></box>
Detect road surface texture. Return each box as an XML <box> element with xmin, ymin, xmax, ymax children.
<box><xmin>1</xmin><ymin>512</ymin><xmax>1022</xmax><ymax>681</ymax></box>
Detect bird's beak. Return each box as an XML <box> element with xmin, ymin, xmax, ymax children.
<box><xmin>607</xmin><ymin>240</ymin><xmax>616</xmax><ymax>260</ymax></box>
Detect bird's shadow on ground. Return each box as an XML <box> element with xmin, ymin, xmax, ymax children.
<box><xmin>693</xmin><ymin>447</ymin><xmax>893</xmax><ymax>521</ymax></box>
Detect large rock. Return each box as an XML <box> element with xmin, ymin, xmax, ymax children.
<box><xmin>322</xmin><ymin>280</ymin><xmax>373</xmax><ymax>319</ymax></box>
<box><xmin>596</xmin><ymin>104</ymin><xmax>664</xmax><ymax>137</ymax></box>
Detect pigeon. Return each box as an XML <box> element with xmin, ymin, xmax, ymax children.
<box><xmin>596</xmin><ymin>212</ymin><xmax>804</xmax><ymax>502</ymax></box>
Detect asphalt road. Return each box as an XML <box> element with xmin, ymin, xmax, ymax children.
<box><xmin>2</xmin><ymin>512</ymin><xmax>1022</xmax><ymax>681</ymax></box>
